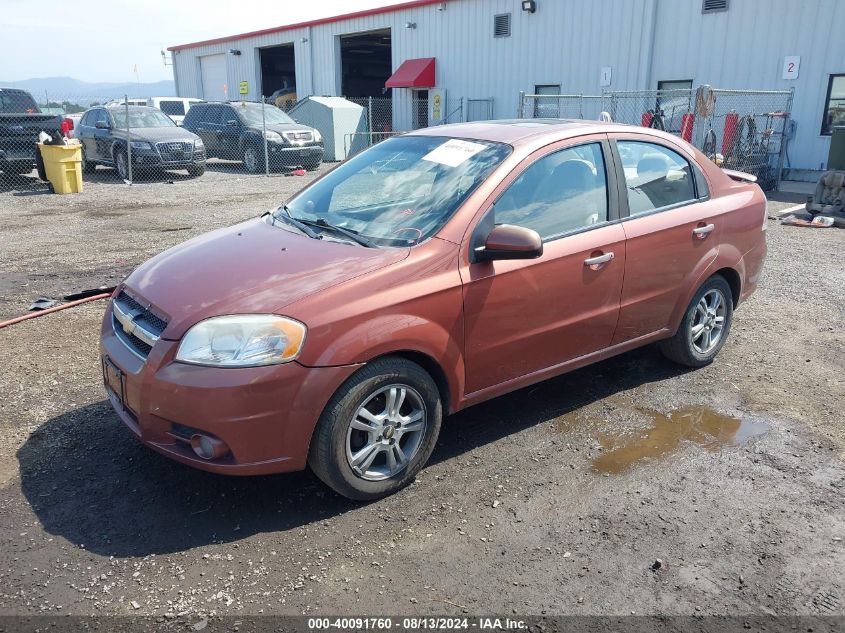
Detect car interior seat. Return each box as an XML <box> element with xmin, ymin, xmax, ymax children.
<box><xmin>806</xmin><ymin>170</ymin><xmax>845</xmax><ymax>216</ymax></box>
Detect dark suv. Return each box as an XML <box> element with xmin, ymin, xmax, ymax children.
<box><xmin>182</xmin><ymin>102</ymin><xmax>323</xmax><ymax>173</ymax></box>
<box><xmin>76</xmin><ymin>106</ymin><xmax>206</xmax><ymax>178</ymax></box>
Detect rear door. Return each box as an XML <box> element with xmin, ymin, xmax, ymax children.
<box><xmin>195</xmin><ymin>105</ymin><xmax>222</xmax><ymax>157</ymax></box>
<box><xmin>92</xmin><ymin>109</ymin><xmax>113</xmax><ymax>161</ymax></box>
<box><xmin>216</xmin><ymin>105</ymin><xmax>242</xmax><ymax>160</ymax></box>
<box><xmin>609</xmin><ymin>134</ymin><xmax>722</xmax><ymax>344</ymax></box>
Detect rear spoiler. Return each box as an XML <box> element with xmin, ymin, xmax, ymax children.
<box><xmin>722</xmin><ymin>168</ymin><xmax>757</xmax><ymax>183</ymax></box>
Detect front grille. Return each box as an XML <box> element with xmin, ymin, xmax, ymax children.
<box><xmin>156</xmin><ymin>141</ymin><xmax>193</xmax><ymax>163</ymax></box>
<box><xmin>282</xmin><ymin>131</ymin><xmax>313</xmax><ymax>143</ymax></box>
<box><xmin>111</xmin><ymin>290</ymin><xmax>168</xmax><ymax>358</ymax></box>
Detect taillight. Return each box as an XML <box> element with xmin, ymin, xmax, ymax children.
<box><xmin>61</xmin><ymin>117</ymin><xmax>73</xmax><ymax>135</ymax></box>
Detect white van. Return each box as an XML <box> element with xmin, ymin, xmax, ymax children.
<box><xmin>147</xmin><ymin>97</ymin><xmax>203</xmax><ymax>126</ymax></box>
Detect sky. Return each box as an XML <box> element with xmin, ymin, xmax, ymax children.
<box><xmin>0</xmin><ymin>0</ymin><xmax>409</xmax><ymax>83</ymax></box>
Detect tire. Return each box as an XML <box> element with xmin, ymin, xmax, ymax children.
<box><xmin>659</xmin><ymin>274</ymin><xmax>734</xmax><ymax>368</ymax></box>
<box><xmin>304</xmin><ymin>161</ymin><xmax>322</xmax><ymax>172</ymax></box>
<box><xmin>114</xmin><ymin>148</ymin><xmax>129</xmax><ymax>180</ymax></box>
<box><xmin>81</xmin><ymin>148</ymin><xmax>95</xmax><ymax>173</ymax></box>
<box><xmin>243</xmin><ymin>146</ymin><xmax>264</xmax><ymax>174</ymax></box>
<box><xmin>308</xmin><ymin>357</ymin><xmax>443</xmax><ymax>501</ymax></box>
<box><xmin>186</xmin><ymin>164</ymin><xmax>205</xmax><ymax>178</ymax></box>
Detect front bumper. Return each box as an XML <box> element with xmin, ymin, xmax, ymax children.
<box><xmin>267</xmin><ymin>143</ymin><xmax>323</xmax><ymax>166</ymax></box>
<box><xmin>100</xmin><ymin>302</ymin><xmax>360</xmax><ymax>475</ymax></box>
<box><xmin>130</xmin><ymin>146</ymin><xmax>206</xmax><ymax>170</ymax></box>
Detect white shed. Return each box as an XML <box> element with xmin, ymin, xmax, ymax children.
<box><xmin>289</xmin><ymin>96</ymin><xmax>366</xmax><ymax>161</ymax></box>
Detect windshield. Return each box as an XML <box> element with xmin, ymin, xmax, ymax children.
<box><xmin>234</xmin><ymin>103</ymin><xmax>295</xmax><ymax>126</ymax></box>
<box><xmin>0</xmin><ymin>90</ymin><xmax>39</xmax><ymax>113</ymax></box>
<box><xmin>285</xmin><ymin>135</ymin><xmax>512</xmax><ymax>246</ymax></box>
<box><xmin>110</xmin><ymin>109</ymin><xmax>176</xmax><ymax>128</ymax></box>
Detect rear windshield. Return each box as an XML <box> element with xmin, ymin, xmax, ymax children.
<box><xmin>159</xmin><ymin>100</ymin><xmax>186</xmax><ymax>116</ymax></box>
<box><xmin>0</xmin><ymin>90</ymin><xmax>39</xmax><ymax>113</ymax></box>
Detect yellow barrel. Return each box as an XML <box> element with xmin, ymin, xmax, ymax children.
<box><xmin>38</xmin><ymin>143</ymin><xmax>83</xmax><ymax>194</ymax></box>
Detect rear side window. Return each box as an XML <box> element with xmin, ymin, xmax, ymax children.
<box><xmin>0</xmin><ymin>90</ymin><xmax>39</xmax><ymax>113</ymax></box>
<box><xmin>617</xmin><ymin>141</ymin><xmax>696</xmax><ymax>215</ymax></box>
<box><xmin>159</xmin><ymin>100</ymin><xmax>186</xmax><ymax>116</ymax></box>
<box><xmin>494</xmin><ymin>142</ymin><xmax>609</xmax><ymax>240</ymax></box>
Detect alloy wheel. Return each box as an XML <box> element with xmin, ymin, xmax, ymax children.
<box><xmin>244</xmin><ymin>148</ymin><xmax>259</xmax><ymax>173</ymax></box>
<box><xmin>690</xmin><ymin>289</ymin><xmax>727</xmax><ymax>354</ymax></box>
<box><xmin>345</xmin><ymin>384</ymin><xmax>427</xmax><ymax>481</ymax></box>
<box><xmin>116</xmin><ymin>151</ymin><xmax>128</xmax><ymax>179</ymax></box>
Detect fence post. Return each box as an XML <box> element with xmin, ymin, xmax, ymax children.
<box><xmin>777</xmin><ymin>87</ymin><xmax>795</xmax><ymax>190</ymax></box>
<box><xmin>367</xmin><ymin>96</ymin><xmax>373</xmax><ymax>143</ymax></box>
<box><xmin>261</xmin><ymin>97</ymin><xmax>270</xmax><ymax>177</ymax></box>
<box><xmin>124</xmin><ymin>95</ymin><xmax>132</xmax><ymax>185</ymax></box>
<box><xmin>517</xmin><ymin>91</ymin><xmax>525</xmax><ymax>119</ymax></box>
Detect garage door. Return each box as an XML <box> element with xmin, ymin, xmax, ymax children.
<box><xmin>200</xmin><ymin>54</ymin><xmax>228</xmax><ymax>101</ymax></box>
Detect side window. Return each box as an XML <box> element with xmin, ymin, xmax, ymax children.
<box><xmin>494</xmin><ymin>142</ymin><xmax>609</xmax><ymax>240</ymax></box>
<box><xmin>80</xmin><ymin>111</ymin><xmax>92</xmax><ymax>127</ymax></box>
<box><xmin>159</xmin><ymin>100</ymin><xmax>185</xmax><ymax>116</ymax></box>
<box><xmin>95</xmin><ymin>109</ymin><xmax>109</xmax><ymax>127</ymax></box>
<box><xmin>219</xmin><ymin>106</ymin><xmax>237</xmax><ymax>125</ymax></box>
<box><xmin>617</xmin><ymin>141</ymin><xmax>696</xmax><ymax>215</ymax></box>
<box><xmin>202</xmin><ymin>106</ymin><xmax>223</xmax><ymax>125</ymax></box>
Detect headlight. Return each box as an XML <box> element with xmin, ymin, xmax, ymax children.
<box><xmin>263</xmin><ymin>130</ymin><xmax>283</xmax><ymax>142</ymax></box>
<box><xmin>194</xmin><ymin>138</ymin><xmax>204</xmax><ymax>148</ymax></box>
<box><xmin>175</xmin><ymin>315</ymin><xmax>306</xmax><ymax>367</ymax></box>
<box><xmin>130</xmin><ymin>141</ymin><xmax>151</xmax><ymax>150</ymax></box>
<box><xmin>313</xmin><ymin>129</ymin><xmax>322</xmax><ymax>142</ymax></box>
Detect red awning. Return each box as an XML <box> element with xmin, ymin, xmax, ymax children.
<box><xmin>385</xmin><ymin>58</ymin><xmax>436</xmax><ymax>88</ymax></box>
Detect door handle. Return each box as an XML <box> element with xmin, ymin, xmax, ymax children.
<box><xmin>584</xmin><ymin>252</ymin><xmax>614</xmax><ymax>266</ymax></box>
<box><xmin>693</xmin><ymin>223</ymin><xmax>715</xmax><ymax>237</ymax></box>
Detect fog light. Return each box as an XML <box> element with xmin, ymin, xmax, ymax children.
<box><xmin>190</xmin><ymin>434</ymin><xmax>229</xmax><ymax>460</ymax></box>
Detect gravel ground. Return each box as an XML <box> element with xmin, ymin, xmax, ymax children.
<box><xmin>0</xmin><ymin>170</ymin><xmax>843</xmax><ymax>621</ymax></box>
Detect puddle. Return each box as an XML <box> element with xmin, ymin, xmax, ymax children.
<box><xmin>591</xmin><ymin>405</ymin><xmax>769</xmax><ymax>475</ymax></box>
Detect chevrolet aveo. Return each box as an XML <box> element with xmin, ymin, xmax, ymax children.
<box><xmin>100</xmin><ymin>120</ymin><xmax>767</xmax><ymax>500</ymax></box>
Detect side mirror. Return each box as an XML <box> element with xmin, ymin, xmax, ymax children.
<box><xmin>225</xmin><ymin>119</ymin><xmax>239</xmax><ymax>127</ymax></box>
<box><xmin>474</xmin><ymin>224</ymin><xmax>543</xmax><ymax>262</ymax></box>
<box><xmin>95</xmin><ymin>120</ymin><xmax>110</xmax><ymax>130</ymax></box>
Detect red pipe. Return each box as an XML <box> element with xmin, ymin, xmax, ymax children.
<box><xmin>723</xmin><ymin>111</ymin><xmax>739</xmax><ymax>155</ymax></box>
<box><xmin>681</xmin><ymin>113</ymin><xmax>695</xmax><ymax>142</ymax></box>
<box><xmin>0</xmin><ymin>293</ymin><xmax>111</xmax><ymax>329</ymax></box>
<box><xmin>641</xmin><ymin>112</ymin><xmax>653</xmax><ymax>128</ymax></box>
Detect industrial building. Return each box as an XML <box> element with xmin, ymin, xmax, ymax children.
<box><xmin>168</xmin><ymin>0</ymin><xmax>845</xmax><ymax>178</ymax></box>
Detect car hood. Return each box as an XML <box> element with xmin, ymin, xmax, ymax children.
<box><xmin>122</xmin><ymin>217</ymin><xmax>409</xmax><ymax>339</ymax></box>
<box><xmin>252</xmin><ymin>123</ymin><xmax>315</xmax><ymax>135</ymax></box>
<box><xmin>118</xmin><ymin>126</ymin><xmax>199</xmax><ymax>143</ymax></box>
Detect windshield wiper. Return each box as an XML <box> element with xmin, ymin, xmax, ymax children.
<box><xmin>268</xmin><ymin>206</ymin><xmax>321</xmax><ymax>239</ymax></box>
<box><xmin>298</xmin><ymin>217</ymin><xmax>377</xmax><ymax>248</ymax></box>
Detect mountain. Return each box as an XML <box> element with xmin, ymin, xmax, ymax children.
<box><xmin>0</xmin><ymin>77</ymin><xmax>176</xmax><ymax>105</ymax></box>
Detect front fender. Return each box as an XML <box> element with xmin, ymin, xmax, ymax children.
<box><xmin>304</xmin><ymin>313</ymin><xmax>465</xmax><ymax>415</ymax></box>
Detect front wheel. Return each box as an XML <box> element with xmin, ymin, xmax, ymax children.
<box><xmin>81</xmin><ymin>147</ymin><xmax>95</xmax><ymax>173</ymax></box>
<box><xmin>114</xmin><ymin>148</ymin><xmax>129</xmax><ymax>180</ymax></box>
<box><xmin>186</xmin><ymin>164</ymin><xmax>205</xmax><ymax>178</ymax></box>
<box><xmin>242</xmin><ymin>146</ymin><xmax>264</xmax><ymax>173</ymax></box>
<box><xmin>308</xmin><ymin>357</ymin><xmax>443</xmax><ymax>501</ymax></box>
<box><xmin>659</xmin><ymin>274</ymin><xmax>734</xmax><ymax>367</ymax></box>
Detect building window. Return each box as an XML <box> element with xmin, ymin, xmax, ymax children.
<box><xmin>494</xmin><ymin>13</ymin><xmax>511</xmax><ymax>38</ymax></box>
<box><xmin>702</xmin><ymin>0</ymin><xmax>729</xmax><ymax>14</ymax></box>
<box><xmin>534</xmin><ymin>85</ymin><xmax>561</xmax><ymax>118</ymax></box>
<box><xmin>821</xmin><ymin>74</ymin><xmax>845</xmax><ymax>136</ymax></box>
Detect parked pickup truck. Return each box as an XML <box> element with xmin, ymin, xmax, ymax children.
<box><xmin>0</xmin><ymin>88</ymin><xmax>62</xmax><ymax>175</ymax></box>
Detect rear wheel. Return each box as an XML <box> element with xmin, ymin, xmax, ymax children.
<box><xmin>659</xmin><ymin>274</ymin><xmax>734</xmax><ymax>367</ymax></box>
<box><xmin>308</xmin><ymin>357</ymin><xmax>442</xmax><ymax>501</ymax></box>
<box><xmin>81</xmin><ymin>147</ymin><xmax>95</xmax><ymax>173</ymax></box>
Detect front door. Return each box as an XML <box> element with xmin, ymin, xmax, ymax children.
<box><xmin>609</xmin><ymin>136</ymin><xmax>722</xmax><ymax>344</ymax></box>
<box><xmin>461</xmin><ymin>137</ymin><xmax>626</xmax><ymax>394</ymax></box>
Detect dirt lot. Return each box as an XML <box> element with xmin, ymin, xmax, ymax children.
<box><xmin>0</xmin><ymin>168</ymin><xmax>843</xmax><ymax>621</ymax></box>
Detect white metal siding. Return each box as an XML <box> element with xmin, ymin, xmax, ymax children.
<box><xmin>172</xmin><ymin>0</ymin><xmax>843</xmax><ymax>170</ymax></box>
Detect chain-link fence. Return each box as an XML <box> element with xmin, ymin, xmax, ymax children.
<box><xmin>518</xmin><ymin>87</ymin><xmax>793</xmax><ymax>190</ymax></box>
<box><xmin>1</xmin><ymin>90</ymin><xmax>504</xmax><ymax>191</ymax></box>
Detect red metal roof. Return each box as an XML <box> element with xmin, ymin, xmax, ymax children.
<box><xmin>168</xmin><ymin>0</ymin><xmax>451</xmax><ymax>52</ymax></box>
<box><xmin>385</xmin><ymin>57</ymin><xmax>436</xmax><ymax>88</ymax></box>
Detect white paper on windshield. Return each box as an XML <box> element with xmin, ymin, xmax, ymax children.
<box><xmin>422</xmin><ymin>139</ymin><xmax>487</xmax><ymax>168</ymax></box>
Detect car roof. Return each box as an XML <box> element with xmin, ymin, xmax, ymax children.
<box><xmin>408</xmin><ymin>119</ymin><xmax>678</xmax><ymax>147</ymax></box>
